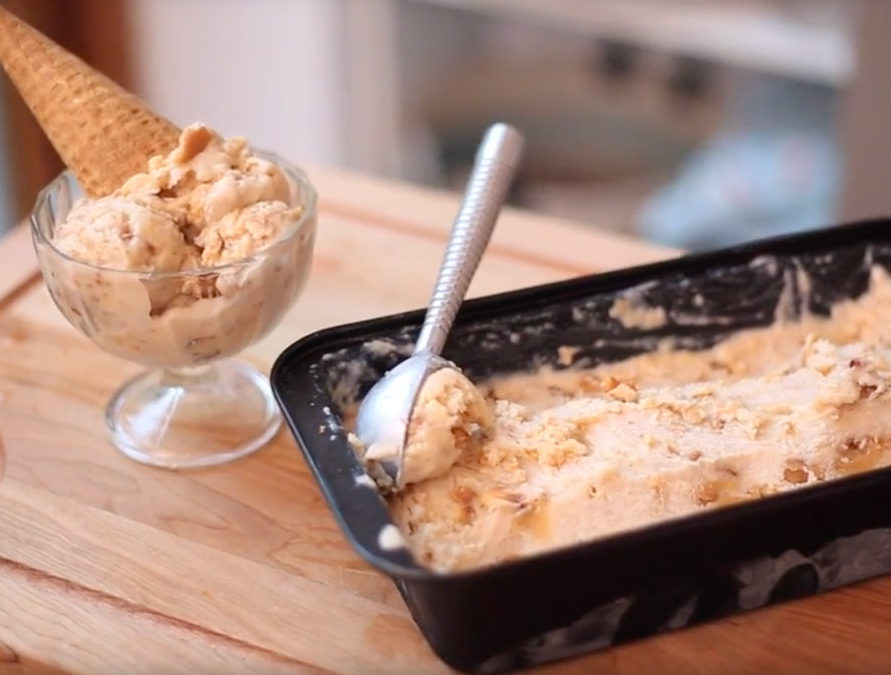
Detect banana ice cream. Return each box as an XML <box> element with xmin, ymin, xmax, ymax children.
<box><xmin>363</xmin><ymin>367</ymin><xmax>494</xmax><ymax>486</ymax></box>
<box><xmin>54</xmin><ymin>123</ymin><xmax>301</xmax><ymax>274</ymax></box>
<box><xmin>379</xmin><ymin>266</ymin><xmax>891</xmax><ymax>572</ymax></box>
<box><xmin>42</xmin><ymin>124</ymin><xmax>316</xmax><ymax>365</ymax></box>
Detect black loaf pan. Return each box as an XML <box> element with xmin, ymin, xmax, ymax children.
<box><xmin>271</xmin><ymin>218</ymin><xmax>891</xmax><ymax>673</ymax></box>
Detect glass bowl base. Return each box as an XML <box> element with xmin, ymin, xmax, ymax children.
<box><xmin>105</xmin><ymin>360</ymin><xmax>281</xmax><ymax>469</ymax></box>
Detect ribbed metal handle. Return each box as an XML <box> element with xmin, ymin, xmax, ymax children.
<box><xmin>414</xmin><ymin>123</ymin><xmax>525</xmax><ymax>356</ymax></box>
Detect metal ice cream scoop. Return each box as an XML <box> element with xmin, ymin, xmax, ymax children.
<box><xmin>355</xmin><ymin>123</ymin><xmax>525</xmax><ymax>489</ymax></box>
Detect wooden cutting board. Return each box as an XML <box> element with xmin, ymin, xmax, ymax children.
<box><xmin>2</xmin><ymin>166</ymin><xmax>891</xmax><ymax>674</ymax></box>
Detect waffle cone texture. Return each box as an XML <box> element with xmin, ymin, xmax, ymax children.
<box><xmin>0</xmin><ymin>5</ymin><xmax>180</xmax><ymax>197</ymax></box>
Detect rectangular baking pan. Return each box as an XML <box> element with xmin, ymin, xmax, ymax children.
<box><xmin>271</xmin><ymin>218</ymin><xmax>891</xmax><ymax>673</ymax></box>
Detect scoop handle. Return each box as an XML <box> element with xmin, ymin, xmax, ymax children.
<box><xmin>414</xmin><ymin>123</ymin><xmax>525</xmax><ymax>356</ymax></box>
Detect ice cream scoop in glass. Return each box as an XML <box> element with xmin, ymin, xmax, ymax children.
<box><xmin>356</xmin><ymin>123</ymin><xmax>524</xmax><ymax>489</ymax></box>
<box><xmin>31</xmin><ymin>152</ymin><xmax>317</xmax><ymax>469</ymax></box>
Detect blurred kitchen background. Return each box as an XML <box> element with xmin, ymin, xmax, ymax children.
<box><xmin>1</xmin><ymin>0</ymin><xmax>888</xmax><ymax>252</ymax></box>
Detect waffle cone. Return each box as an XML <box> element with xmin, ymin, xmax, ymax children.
<box><xmin>0</xmin><ymin>6</ymin><xmax>180</xmax><ymax>197</ymax></box>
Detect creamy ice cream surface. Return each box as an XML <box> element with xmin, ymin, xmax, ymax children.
<box><xmin>42</xmin><ymin>123</ymin><xmax>315</xmax><ymax>366</ymax></box>
<box><xmin>389</xmin><ymin>368</ymin><xmax>493</xmax><ymax>484</ymax></box>
<box><xmin>379</xmin><ymin>267</ymin><xmax>891</xmax><ymax>572</ymax></box>
<box><xmin>52</xmin><ymin>195</ymin><xmax>193</xmax><ymax>272</ymax></box>
<box><xmin>54</xmin><ymin>123</ymin><xmax>301</xmax><ymax>274</ymax></box>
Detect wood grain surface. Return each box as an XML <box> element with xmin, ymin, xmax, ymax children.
<box><xmin>2</xmin><ymin>166</ymin><xmax>891</xmax><ymax>674</ymax></box>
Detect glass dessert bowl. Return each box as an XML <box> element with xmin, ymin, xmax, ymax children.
<box><xmin>31</xmin><ymin>153</ymin><xmax>317</xmax><ymax>469</ymax></box>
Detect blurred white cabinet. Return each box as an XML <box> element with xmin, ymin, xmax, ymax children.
<box><xmin>128</xmin><ymin>0</ymin><xmax>347</xmax><ymax>168</ymax></box>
